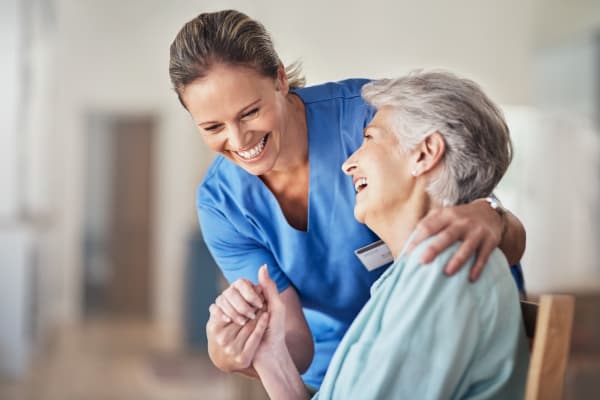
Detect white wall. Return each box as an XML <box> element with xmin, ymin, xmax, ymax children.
<box><xmin>499</xmin><ymin>108</ymin><xmax>600</xmax><ymax>293</ymax></box>
<box><xmin>48</xmin><ymin>0</ymin><xmax>537</xmax><ymax>338</ymax></box>
<box><xmin>22</xmin><ymin>0</ymin><xmax>55</xmax><ymax>216</ymax></box>
<box><xmin>0</xmin><ymin>0</ymin><xmax>21</xmax><ymax>219</ymax></box>
<box><xmin>0</xmin><ymin>229</ymin><xmax>33</xmax><ymax>377</ymax></box>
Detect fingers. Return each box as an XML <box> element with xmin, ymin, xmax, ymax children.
<box><xmin>443</xmin><ymin>233</ymin><xmax>479</xmax><ymax>275</ymax></box>
<box><xmin>215</xmin><ymin>294</ymin><xmax>249</xmax><ymax>325</ymax></box>
<box><xmin>233</xmin><ymin>279</ymin><xmax>264</xmax><ymax>309</ymax></box>
<box><xmin>207</xmin><ymin>314</ymin><xmax>263</xmax><ymax>371</ymax></box>
<box><xmin>233</xmin><ymin>311</ymin><xmax>264</xmax><ymax>347</ymax></box>
<box><xmin>209</xmin><ymin>302</ymin><xmax>232</xmax><ymax>324</ymax></box>
<box><xmin>469</xmin><ymin>238</ymin><xmax>497</xmax><ymax>282</ymax></box>
<box><xmin>411</xmin><ymin>203</ymin><xmax>502</xmax><ymax>281</ymax></box>
<box><xmin>242</xmin><ymin>312</ymin><xmax>269</xmax><ymax>356</ymax></box>
<box><xmin>406</xmin><ymin>209</ymin><xmax>451</xmax><ymax>254</ymax></box>
<box><xmin>225</xmin><ymin>288</ymin><xmax>257</xmax><ymax>320</ymax></box>
<box><xmin>425</xmin><ymin>226</ymin><xmax>496</xmax><ymax>281</ymax></box>
<box><xmin>258</xmin><ymin>265</ymin><xmax>279</xmax><ymax>304</ymax></box>
<box><xmin>215</xmin><ymin>279</ymin><xmax>265</xmax><ymax>325</ymax></box>
<box><xmin>223</xmin><ymin>313</ymin><xmax>269</xmax><ymax>368</ymax></box>
<box><xmin>419</xmin><ymin>223</ymin><xmax>464</xmax><ymax>265</ymax></box>
<box><xmin>207</xmin><ymin>311</ymin><xmax>243</xmax><ymax>349</ymax></box>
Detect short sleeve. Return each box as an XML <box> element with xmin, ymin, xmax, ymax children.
<box><xmin>510</xmin><ymin>262</ymin><xmax>526</xmax><ymax>297</ymax></box>
<box><xmin>198</xmin><ymin>203</ymin><xmax>291</xmax><ymax>292</ymax></box>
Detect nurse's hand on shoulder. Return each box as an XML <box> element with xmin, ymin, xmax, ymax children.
<box><xmin>406</xmin><ymin>199</ymin><xmax>504</xmax><ymax>282</ymax></box>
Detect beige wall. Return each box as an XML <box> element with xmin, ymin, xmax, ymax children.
<box><xmin>534</xmin><ymin>0</ymin><xmax>600</xmax><ymax>47</ymax></box>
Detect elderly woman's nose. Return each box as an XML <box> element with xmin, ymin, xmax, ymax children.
<box><xmin>342</xmin><ymin>155</ymin><xmax>358</xmax><ymax>175</ymax></box>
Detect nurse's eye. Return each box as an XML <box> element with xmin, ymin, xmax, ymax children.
<box><xmin>204</xmin><ymin>123</ymin><xmax>223</xmax><ymax>133</ymax></box>
<box><xmin>241</xmin><ymin>108</ymin><xmax>259</xmax><ymax>120</ymax></box>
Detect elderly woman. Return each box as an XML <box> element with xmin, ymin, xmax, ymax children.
<box><xmin>249</xmin><ymin>71</ymin><xmax>530</xmax><ymax>399</ymax></box>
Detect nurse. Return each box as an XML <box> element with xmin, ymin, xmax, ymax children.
<box><xmin>168</xmin><ymin>9</ymin><xmax>527</xmax><ymax>388</ymax></box>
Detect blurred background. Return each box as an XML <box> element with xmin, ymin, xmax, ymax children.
<box><xmin>1</xmin><ymin>0</ymin><xmax>599</xmax><ymax>399</ymax></box>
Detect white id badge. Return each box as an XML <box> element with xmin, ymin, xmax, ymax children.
<box><xmin>354</xmin><ymin>240</ymin><xmax>393</xmax><ymax>271</ymax></box>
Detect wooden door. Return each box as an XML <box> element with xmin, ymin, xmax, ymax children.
<box><xmin>107</xmin><ymin>116</ymin><xmax>154</xmax><ymax>318</ymax></box>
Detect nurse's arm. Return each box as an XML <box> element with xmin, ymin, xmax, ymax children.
<box><xmin>279</xmin><ymin>285</ymin><xmax>315</xmax><ymax>374</ymax></box>
<box><xmin>407</xmin><ymin>199</ymin><xmax>526</xmax><ymax>280</ymax></box>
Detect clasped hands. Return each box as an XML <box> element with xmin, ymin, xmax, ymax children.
<box><xmin>206</xmin><ymin>265</ymin><xmax>286</xmax><ymax>376</ymax></box>
<box><xmin>206</xmin><ymin>199</ymin><xmax>509</xmax><ymax>374</ymax></box>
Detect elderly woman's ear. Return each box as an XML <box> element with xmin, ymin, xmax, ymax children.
<box><xmin>412</xmin><ymin>132</ymin><xmax>446</xmax><ymax>177</ymax></box>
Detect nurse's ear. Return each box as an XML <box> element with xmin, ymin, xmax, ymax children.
<box><xmin>275</xmin><ymin>64</ymin><xmax>289</xmax><ymax>94</ymax></box>
<box><xmin>411</xmin><ymin>132</ymin><xmax>446</xmax><ymax>177</ymax></box>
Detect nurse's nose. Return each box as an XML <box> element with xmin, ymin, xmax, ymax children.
<box><xmin>226</xmin><ymin>124</ymin><xmax>251</xmax><ymax>150</ymax></box>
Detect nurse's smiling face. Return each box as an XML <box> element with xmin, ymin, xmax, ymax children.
<box><xmin>181</xmin><ymin>63</ymin><xmax>290</xmax><ymax>176</ymax></box>
<box><xmin>342</xmin><ymin>107</ymin><xmax>417</xmax><ymax>226</ymax></box>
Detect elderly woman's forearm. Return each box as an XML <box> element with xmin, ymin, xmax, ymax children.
<box><xmin>255</xmin><ymin>351</ymin><xmax>311</xmax><ymax>400</ymax></box>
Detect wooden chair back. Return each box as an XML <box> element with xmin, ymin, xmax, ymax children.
<box><xmin>520</xmin><ymin>295</ymin><xmax>575</xmax><ymax>400</ymax></box>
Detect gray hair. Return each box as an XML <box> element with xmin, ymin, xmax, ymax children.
<box><xmin>361</xmin><ymin>70</ymin><xmax>512</xmax><ymax>206</ymax></box>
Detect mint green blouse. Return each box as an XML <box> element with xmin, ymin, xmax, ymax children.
<box><xmin>313</xmin><ymin>236</ymin><xmax>529</xmax><ymax>399</ymax></box>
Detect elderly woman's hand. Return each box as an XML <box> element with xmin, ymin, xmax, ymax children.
<box><xmin>406</xmin><ymin>198</ymin><xmax>505</xmax><ymax>281</ymax></box>
<box><xmin>251</xmin><ymin>266</ymin><xmax>310</xmax><ymax>400</ymax></box>
<box><xmin>253</xmin><ymin>265</ymin><xmax>288</xmax><ymax>366</ymax></box>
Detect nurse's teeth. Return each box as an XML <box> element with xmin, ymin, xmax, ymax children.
<box><xmin>354</xmin><ymin>178</ymin><xmax>368</xmax><ymax>193</ymax></box>
<box><xmin>237</xmin><ymin>135</ymin><xmax>267</xmax><ymax>159</ymax></box>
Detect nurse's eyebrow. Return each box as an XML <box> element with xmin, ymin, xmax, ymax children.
<box><xmin>196</xmin><ymin>98</ymin><xmax>262</xmax><ymax>126</ymax></box>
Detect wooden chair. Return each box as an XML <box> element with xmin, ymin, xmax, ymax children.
<box><xmin>520</xmin><ymin>295</ymin><xmax>575</xmax><ymax>400</ymax></box>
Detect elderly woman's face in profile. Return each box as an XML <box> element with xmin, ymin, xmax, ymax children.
<box><xmin>342</xmin><ymin>106</ymin><xmax>417</xmax><ymax>225</ymax></box>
